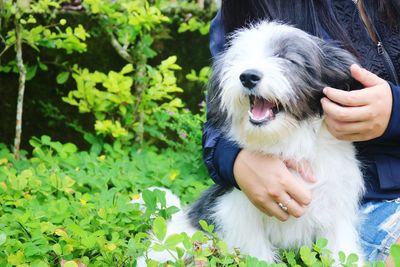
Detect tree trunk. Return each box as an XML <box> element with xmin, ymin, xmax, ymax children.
<box><xmin>197</xmin><ymin>0</ymin><xmax>205</xmax><ymax>9</ymax></box>
<box><xmin>134</xmin><ymin>58</ymin><xmax>147</xmax><ymax>145</ymax></box>
<box><xmin>14</xmin><ymin>16</ymin><xmax>26</xmax><ymax>159</ymax></box>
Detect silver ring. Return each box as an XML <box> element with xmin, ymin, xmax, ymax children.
<box><xmin>278</xmin><ymin>198</ymin><xmax>292</xmax><ymax>212</ymax></box>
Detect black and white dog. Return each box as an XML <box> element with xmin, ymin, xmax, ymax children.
<box><xmin>141</xmin><ymin>21</ymin><xmax>365</xmax><ymax>264</ymax></box>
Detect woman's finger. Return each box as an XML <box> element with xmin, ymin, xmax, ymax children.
<box><xmin>323</xmin><ymin>87</ymin><xmax>369</xmax><ymax>107</ymax></box>
<box><xmin>321</xmin><ymin>97</ymin><xmax>375</xmax><ymax>122</ymax></box>
<box><xmin>276</xmin><ymin>193</ymin><xmax>306</xmax><ymax>218</ymax></box>
<box><xmin>258</xmin><ymin>198</ymin><xmax>290</xmax><ymax>221</ymax></box>
<box><xmin>350</xmin><ymin>64</ymin><xmax>385</xmax><ymax>88</ymax></box>
<box><xmin>281</xmin><ymin>172</ymin><xmax>312</xmax><ymax>207</ymax></box>
<box><xmin>284</xmin><ymin>159</ymin><xmax>316</xmax><ymax>183</ymax></box>
<box><xmin>325</xmin><ymin>116</ymin><xmax>376</xmax><ymax>135</ymax></box>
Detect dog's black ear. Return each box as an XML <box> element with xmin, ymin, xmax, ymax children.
<box><xmin>318</xmin><ymin>41</ymin><xmax>363</xmax><ymax>91</ymax></box>
<box><xmin>206</xmin><ymin>60</ymin><xmax>228</xmax><ymax>129</ymax></box>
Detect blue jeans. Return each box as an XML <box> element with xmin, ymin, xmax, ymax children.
<box><xmin>359</xmin><ymin>199</ymin><xmax>400</xmax><ymax>262</ymax></box>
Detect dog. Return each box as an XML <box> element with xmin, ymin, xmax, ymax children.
<box><xmin>140</xmin><ymin>21</ymin><xmax>365</xmax><ymax>265</ymax></box>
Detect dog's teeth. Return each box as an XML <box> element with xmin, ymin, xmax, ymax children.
<box><xmin>248</xmin><ymin>109</ymin><xmax>272</xmax><ymax>123</ymax></box>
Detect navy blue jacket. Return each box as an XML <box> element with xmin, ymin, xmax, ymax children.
<box><xmin>203</xmin><ymin>0</ymin><xmax>400</xmax><ymax>200</ymax></box>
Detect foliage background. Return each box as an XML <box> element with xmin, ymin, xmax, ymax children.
<box><xmin>0</xmin><ymin>0</ymin><xmax>212</xmax><ymax>150</ymax></box>
<box><xmin>0</xmin><ymin>0</ymin><xmax>219</xmax><ymax>265</ymax></box>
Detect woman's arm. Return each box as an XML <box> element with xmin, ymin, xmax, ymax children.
<box><xmin>202</xmin><ymin>120</ymin><xmax>241</xmax><ymax>188</ymax></box>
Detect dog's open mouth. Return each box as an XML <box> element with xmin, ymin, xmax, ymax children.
<box><xmin>248</xmin><ymin>95</ymin><xmax>279</xmax><ymax>126</ymax></box>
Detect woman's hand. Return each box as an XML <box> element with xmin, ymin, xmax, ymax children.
<box><xmin>321</xmin><ymin>64</ymin><xmax>393</xmax><ymax>141</ymax></box>
<box><xmin>233</xmin><ymin>149</ymin><xmax>315</xmax><ymax>221</ymax></box>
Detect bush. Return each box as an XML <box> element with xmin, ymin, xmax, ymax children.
<box><xmin>0</xmin><ymin>136</ymin><xmax>211</xmax><ymax>266</ymax></box>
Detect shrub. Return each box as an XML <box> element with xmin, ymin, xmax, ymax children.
<box><xmin>0</xmin><ymin>136</ymin><xmax>210</xmax><ymax>266</ymax></box>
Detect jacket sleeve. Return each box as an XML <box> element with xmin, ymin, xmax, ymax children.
<box><xmin>379</xmin><ymin>82</ymin><xmax>400</xmax><ymax>140</ymax></box>
<box><xmin>371</xmin><ymin>82</ymin><xmax>400</xmax><ymax>190</ymax></box>
<box><xmin>202</xmin><ymin>10</ymin><xmax>241</xmax><ymax>188</ymax></box>
<box><xmin>202</xmin><ymin>121</ymin><xmax>241</xmax><ymax>188</ymax></box>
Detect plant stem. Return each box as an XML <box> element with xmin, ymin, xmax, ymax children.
<box><xmin>0</xmin><ymin>0</ymin><xmax>4</xmax><ymax>67</ymax></box>
<box><xmin>109</xmin><ymin>32</ymin><xmax>133</xmax><ymax>63</ymax></box>
<box><xmin>14</xmin><ymin>14</ymin><xmax>26</xmax><ymax>159</ymax></box>
<box><xmin>0</xmin><ymin>0</ymin><xmax>3</xmax><ymax>34</ymax></box>
<box><xmin>0</xmin><ymin>45</ymin><xmax>11</xmax><ymax>58</ymax></box>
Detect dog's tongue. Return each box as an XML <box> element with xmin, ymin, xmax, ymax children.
<box><xmin>251</xmin><ymin>97</ymin><xmax>274</xmax><ymax>119</ymax></box>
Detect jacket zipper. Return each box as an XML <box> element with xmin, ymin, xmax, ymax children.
<box><xmin>377</xmin><ymin>41</ymin><xmax>400</xmax><ymax>85</ymax></box>
<box><xmin>354</xmin><ymin>2</ymin><xmax>400</xmax><ymax>85</ymax></box>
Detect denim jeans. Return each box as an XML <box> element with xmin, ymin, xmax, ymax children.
<box><xmin>359</xmin><ymin>199</ymin><xmax>400</xmax><ymax>262</ymax></box>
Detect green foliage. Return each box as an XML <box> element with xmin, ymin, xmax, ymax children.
<box><xmin>1</xmin><ymin>137</ymin><xmax>396</xmax><ymax>266</ymax></box>
<box><xmin>0</xmin><ymin>136</ymin><xmax>210</xmax><ymax>266</ymax></box>
<box><xmin>0</xmin><ymin>0</ymin><xmax>215</xmax><ymax>150</ymax></box>
<box><xmin>83</xmin><ymin>0</ymin><xmax>169</xmax><ymax>62</ymax></box>
<box><xmin>178</xmin><ymin>17</ymin><xmax>210</xmax><ymax>35</ymax></box>
<box><xmin>0</xmin><ymin>0</ymin><xmax>87</xmax><ymax>77</ymax></box>
<box><xmin>62</xmin><ymin>56</ymin><xmax>192</xmax><ymax>145</ymax></box>
<box><xmin>186</xmin><ymin>66</ymin><xmax>211</xmax><ymax>85</ymax></box>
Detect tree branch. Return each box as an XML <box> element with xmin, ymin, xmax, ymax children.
<box><xmin>109</xmin><ymin>32</ymin><xmax>134</xmax><ymax>63</ymax></box>
<box><xmin>0</xmin><ymin>45</ymin><xmax>11</xmax><ymax>58</ymax></box>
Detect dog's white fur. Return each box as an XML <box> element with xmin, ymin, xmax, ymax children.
<box><xmin>139</xmin><ymin>22</ymin><xmax>365</xmax><ymax>265</ymax></box>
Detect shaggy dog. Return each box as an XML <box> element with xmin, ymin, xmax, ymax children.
<box><xmin>142</xmin><ymin>21</ymin><xmax>365</xmax><ymax>264</ymax></box>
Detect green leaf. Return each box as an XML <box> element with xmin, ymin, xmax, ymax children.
<box><xmin>182</xmin><ymin>234</ymin><xmax>192</xmax><ymax>250</ymax></box>
<box><xmin>191</xmin><ymin>231</ymin><xmax>206</xmax><ymax>243</ymax></box>
<box><xmin>153</xmin><ymin>217</ymin><xmax>167</xmax><ymax>241</ymax></box>
<box><xmin>26</xmin><ymin>65</ymin><xmax>37</xmax><ymax>80</ymax></box>
<box><xmin>315</xmin><ymin>238</ymin><xmax>328</xmax><ymax>250</ymax></box>
<box><xmin>390</xmin><ymin>245</ymin><xmax>400</xmax><ymax>267</ymax></box>
<box><xmin>63</xmin><ymin>261</ymin><xmax>79</xmax><ymax>267</ymax></box>
<box><xmin>7</xmin><ymin>250</ymin><xmax>24</xmax><ymax>265</ymax></box>
<box><xmin>164</xmin><ymin>234</ymin><xmax>183</xmax><ymax>247</ymax></box>
<box><xmin>284</xmin><ymin>250</ymin><xmax>297</xmax><ymax>266</ymax></box>
<box><xmin>176</xmin><ymin>247</ymin><xmax>184</xmax><ymax>259</ymax></box>
<box><xmin>338</xmin><ymin>251</ymin><xmax>346</xmax><ymax>263</ymax></box>
<box><xmin>142</xmin><ymin>190</ymin><xmax>157</xmax><ymax>211</ymax></box>
<box><xmin>199</xmin><ymin>220</ymin><xmax>208</xmax><ymax>231</ymax></box>
<box><xmin>121</xmin><ymin>64</ymin><xmax>134</xmax><ymax>74</ymax></box>
<box><xmin>347</xmin><ymin>253</ymin><xmax>359</xmax><ymax>264</ymax></box>
<box><xmin>152</xmin><ymin>243</ymin><xmax>165</xmax><ymax>252</ymax></box>
<box><xmin>52</xmin><ymin>243</ymin><xmax>62</xmax><ymax>255</ymax></box>
<box><xmin>57</xmin><ymin>72</ymin><xmax>70</xmax><ymax>84</ymax></box>
<box><xmin>38</xmin><ymin>62</ymin><xmax>48</xmax><ymax>71</ymax></box>
<box><xmin>0</xmin><ymin>233</ymin><xmax>6</xmax><ymax>246</ymax></box>
<box><xmin>40</xmin><ymin>135</ymin><xmax>51</xmax><ymax>144</ymax></box>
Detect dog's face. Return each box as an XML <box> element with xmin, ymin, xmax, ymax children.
<box><xmin>208</xmin><ymin>22</ymin><xmax>359</xmax><ymax>147</ymax></box>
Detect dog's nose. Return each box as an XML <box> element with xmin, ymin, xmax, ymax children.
<box><xmin>239</xmin><ymin>70</ymin><xmax>263</xmax><ymax>89</ymax></box>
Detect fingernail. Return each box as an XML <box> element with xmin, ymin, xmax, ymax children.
<box><xmin>323</xmin><ymin>87</ymin><xmax>328</xmax><ymax>94</ymax></box>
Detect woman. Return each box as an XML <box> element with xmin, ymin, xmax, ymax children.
<box><xmin>203</xmin><ymin>0</ymin><xmax>400</xmax><ymax>264</ymax></box>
